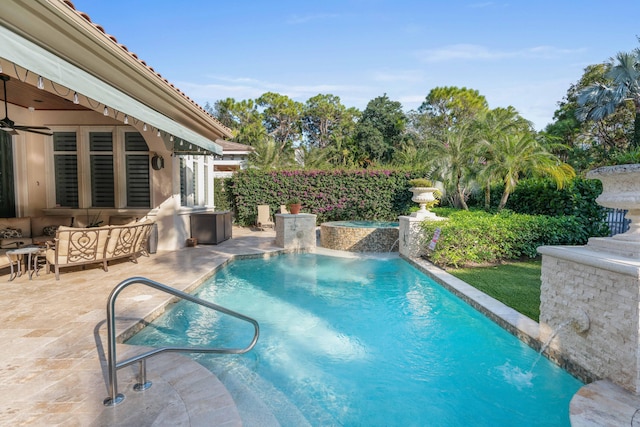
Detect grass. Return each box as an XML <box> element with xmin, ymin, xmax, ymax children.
<box><xmin>448</xmin><ymin>259</ymin><xmax>542</xmax><ymax>321</ymax></box>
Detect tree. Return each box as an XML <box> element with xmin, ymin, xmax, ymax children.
<box><xmin>577</xmin><ymin>48</ymin><xmax>640</xmax><ymax>150</ymax></box>
<box><xmin>210</xmin><ymin>98</ymin><xmax>266</xmax><ymax>146</ymax></box>
<box><xmin>248</xmin><ymin>136</ymin><xmax>295</xmax><ymax>170</ymax></box>
<box><xmin>426</xmin><ymin>127</ymin><xmax>480</xmax><ymax>210</ymax></box>
<box><xmin>481</xmin><ymin>133</ymin><xmax>575</xmax><ymax>210</ymax></box>
<box><xmin>257</xmin><ymin>92</ymin><xmax>303</xmax><ymax>154</ymax></box>
<box><xmin>418</xmin><ymin>86</ymin><xmax>489</xmax><ymax>137</ymax></box>
<box><xmin>473</xmin><ymin>106</ymin><xmax>533</xmax><ymax>209</ymax></box>
<box><xmin>302</xmin><ymin>94</ymin><xmax>345</xmax><ymax>149</ymax></box>
<box><xmin>353</xmin><ymin>94</ymin><xmax>406</xmax><ymax>165</ymax></box>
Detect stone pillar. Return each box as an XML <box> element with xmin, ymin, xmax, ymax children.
<box><xmin>538</xmin><ymin>242</ymin><xmax>640</xmax><ymax>392</ymax></box>
<box><xmin>275</xmin><ymin>213</ymin><xmax>316</xmax><ymax>250</ymax></box>
<box><xmin>399</xmin><ymin>215</ymin><xmax>446</xmax><ymax>258</ymax></box>
<box><xmin>399</xmin><ymin>215</ymin><xmax>428</xmax><ymax>258</ymax></box>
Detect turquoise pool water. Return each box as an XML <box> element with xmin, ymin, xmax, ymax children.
<box><xmin>128</xmin><ymin>253</ymin><xmax>582</xmax><ymax>426</ymax></box>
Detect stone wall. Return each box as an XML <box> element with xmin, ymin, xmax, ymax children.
<box><xmin>320</xmin><ymin>223</ymin><xmax>398</xmax><ymax>252</ymax></box>
<box><xmin>539</xmin><ymin>244</ymin><xmax>640</xmax><ymax>393</ymax></box>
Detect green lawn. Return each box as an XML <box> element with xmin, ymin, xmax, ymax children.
<box><xmin>448</xmin><ymin>259</ymin><xmax>542</xmax><ymax>321</ymax></box>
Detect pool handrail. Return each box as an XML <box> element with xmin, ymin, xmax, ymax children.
<box><xmin>103</xmin><ymin>276</ymin><xmax>260</xmax><ymax>406</ymax></box>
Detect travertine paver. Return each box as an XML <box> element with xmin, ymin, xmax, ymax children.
<box><xmin>0</xmin><ymin>226</ymin><xmax>278</xmax><ymax>426</ymax></box>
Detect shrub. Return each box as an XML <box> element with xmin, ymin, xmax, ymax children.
<box><xmin>506</xmin><ymin>177</ymin><xmax>609</xmax><ymax>237</ymax></box>
<box><xmin>228</xmin><ymin>169</ymin><xmax>428</xmax><ymax>226</ymax></box>
<box><xmin>214</xmin><ymin>178</ymin><xmax>232</xmax><ymax>211</ymax></box>
<box><xmin>408</xmin><ymin>178</ymin><xmax>433</xmax><ymax>187</ymax></box>
<box><xmin>420</xmin><ymin>210</ymin><xmax>592</xmax><ymax>268</ymax></box>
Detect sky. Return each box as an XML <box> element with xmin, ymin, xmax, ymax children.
<box><xmin>71</xmin><ymin>0</ymin><xmax>640</xmax><ymax>131</ymax></box>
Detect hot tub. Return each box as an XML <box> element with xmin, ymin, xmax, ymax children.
<box><xmin>320</xmin><ymin>221</ymin><xmax>399</xmax><ymax>252</ymax></box>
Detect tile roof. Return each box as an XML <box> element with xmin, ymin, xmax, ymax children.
<box><xmin>214</xmin><ymin>139</ymin><xmax>255</xmax><ymax>152</ymax></box>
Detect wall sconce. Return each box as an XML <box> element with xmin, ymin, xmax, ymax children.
<box><xmin>151</xmin><ymin>154</ymin><xmax>165</xmax><ymax>170</ymax></box>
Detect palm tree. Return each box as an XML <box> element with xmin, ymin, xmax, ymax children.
<box><xmin>577</xmin><ymin>49</ymin><xmax>640</xmax><ymax>149</ymax></box>
<box><xmin>473</xmin><ymin>107</ymin><xmax>533</xmax><ymax>210</ymax></box>
<box><xmin>482</xmin><ymin>133</ymin><xmax>575</xmax><ymax>210</ymax></box>
<box><xmin>248</xmin><ymin>137</ymin><xmax>295</xmax><ymax>170</ymax></box>
<box><xmin>426</xmin><ymin>128</ymin><xmax>480</xmax><ymax>210</ymax></box>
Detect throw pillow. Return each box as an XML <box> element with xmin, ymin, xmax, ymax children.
<box><xmin>43</xmin><ymin>225</ymin><xmax>59</xmax><ymax>237</ymax></box>
<box><xmin>0</xmin><ymin>227</ymin><xmax>22</xmax><ymax>238</ymax></box>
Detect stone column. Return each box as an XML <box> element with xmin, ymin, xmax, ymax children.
<box><xmin>399</xmin><ymin>215</ymin><xmax>428</xmax><ymax>258</ymax></box>
<box><xmin>275</xmin><ymin>213</ymin><xmax>317</xmax><ymax>249</ymax></box>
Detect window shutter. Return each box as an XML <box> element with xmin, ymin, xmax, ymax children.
<box><xmin>124</xmin><ymin>132</ymin><xmax>150</xmax><ymax>207</ymax></box>
<box><xmin>53</xmin><ymin>132</ymin><xmax>79</xmax><ymax>208</ymax></box>
<box><xmin>126</xmin><ymin>155</ymin><xmax>150</xmax><ymax>207</ymax></box>
<box><xmin>90</xmin><ymin>132</ymin><xmax>114</xmax><ymax>207</ymax></box>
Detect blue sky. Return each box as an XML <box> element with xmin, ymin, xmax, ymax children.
<box><xmin>71</xmin><ymin>0</ymin><xmax>639</xmax><ymax>130</ymax></box>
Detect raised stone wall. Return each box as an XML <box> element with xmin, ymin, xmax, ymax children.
<box><xmin>538</xmin><ymin>244</ymin><xmax>640</xmax><ymax>393</ymax></box>
<box><xmin>320</xmin><ymin>223</ymin><xmax>398</xmax><ymax>252</ymax></box>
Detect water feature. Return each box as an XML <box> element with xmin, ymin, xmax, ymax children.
<box><xmin>128</xmin><ymin>253</ymin><xmax>583</xmax><ymax>426</ymax></box>
<box><xmin>530</xmin><ymin>321</ymin><xmax>571</xmax><ymax>372</ymax></box>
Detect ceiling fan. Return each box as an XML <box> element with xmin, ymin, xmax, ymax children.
<box><xmin>0</xmin><ymin>75</ymin><xmax>52</xmax><ymax>136</ymax></box>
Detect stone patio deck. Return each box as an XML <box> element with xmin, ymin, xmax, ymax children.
<box><xmin>0</xmin><ymin>226</ymin><xmax>280</xmax><ymax>426</ymax></box>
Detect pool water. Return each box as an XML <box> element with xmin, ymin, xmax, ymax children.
<box><xmin>128</xmin><ymin>253</ymin><xmax>582</xmax><ymax>426</ymax></box>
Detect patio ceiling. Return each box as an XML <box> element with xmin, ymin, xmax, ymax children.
<box><xmin>0</xmin><ymin>74</ymin><xmax>88</xmax><ymax>111</ymax></box>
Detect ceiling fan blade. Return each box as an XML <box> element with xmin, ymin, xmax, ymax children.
<box><xmin>14</xmin><ymin>125</ymin><xmax>52</xmax><ymax>131</ymax></box>
<box><xmin>0</xmin><ymin>127</ymin><xmax>19</xmax><ymax>136</ymax></box>
<box><xmin>16</xmin><ymin>128</ymin><xmax>53</xmax><ymax>136</ymax></box>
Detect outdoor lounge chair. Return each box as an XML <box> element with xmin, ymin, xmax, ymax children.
<box><xmin>257</xmin><ymin>205</ymin><xmax>275</xmax><ymax>230</ymax></box>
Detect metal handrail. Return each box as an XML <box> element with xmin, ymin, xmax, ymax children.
<box><xmin>103</xmin><ymin>276</ymin><xmax>259</xmax><ymax>406</ymax></box>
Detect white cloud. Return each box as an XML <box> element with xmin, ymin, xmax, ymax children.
<box><xmin>416</xmin><ymin>44</ymin><xmax>585</xmax><ymax>63</ymax></box>
<box><xmin>178</xmin><ymin>76</ymin><xmax>375</xmax><ymax>108</ymax></box>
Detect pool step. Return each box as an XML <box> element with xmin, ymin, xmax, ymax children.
<box><xmin>200</xmin><ymin>356</ymin><xmax>338</xmax><ymax>426</ymax></box>
<box><xmin>90</xmin><ymin>352</ymin><xmax>241</xmax><ymax>426</ymax></box>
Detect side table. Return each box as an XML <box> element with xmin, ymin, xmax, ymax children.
<box><xmin>6</xmin><ymin>246</ymin><xmax>44</xmax><ymax>281</ymax></box>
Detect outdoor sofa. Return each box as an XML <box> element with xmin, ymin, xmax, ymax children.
<box><xmin>45</xmin><ymin>219</ymin><xmax>154</xmax><ymax>280</ymax></box>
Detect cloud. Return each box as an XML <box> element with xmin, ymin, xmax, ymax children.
<box><xmin>178</xmin><ymin>75</ymin><xmax>374</xmax><ymax>108</ymax></box>
<box><xmin>416</xmin><ymin>44</ymin><xmax>585</xmax><ymax>63</ymax></box>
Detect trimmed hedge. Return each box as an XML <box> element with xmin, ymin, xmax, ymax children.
<box><xmin>420</xmin><ymin>209</ymin><xmax>594</xmax><ymax>268</ymax></box>
<box><xmin>228</xmin><ymin>169</ymin><xmax>425</xmax><ymax>226</ymax></box>
<box><xmin>506</xmin><ymin>178</ymin><xmax>609</xmax><ymax>237</ymax></box>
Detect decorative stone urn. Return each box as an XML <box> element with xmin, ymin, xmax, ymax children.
<box><xmin>586</xmin><ymin>163</ymin><xmax>640</xmax><ymax>241</ymax></box>
<box><xmin>409</xmin><ymin>187</ymin><xmax>439</xmax><ymax>220</ymax></box>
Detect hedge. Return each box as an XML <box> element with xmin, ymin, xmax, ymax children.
<box><xmin>420</xmin><ymin>209</ymin><xmax>596</xmax><ymax>268</ymax></box>
<box><xmin>227</xmin><ymin>169</ymin><xmax>426</xmax><ymax>226</ymax></box>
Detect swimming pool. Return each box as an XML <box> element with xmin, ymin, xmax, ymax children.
<box><xmin>128</xmin><ymin>253</ymin><xmax>582</xmax><ymax>426</ymax></box>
